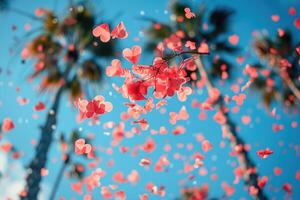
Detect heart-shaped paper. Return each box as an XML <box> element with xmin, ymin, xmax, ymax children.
<box><xmin>92</xmin><ymin>23</ymin><xmax>111</xmax><ymax>43</ymax></box>
<box><xmin>122</xmin><ymin>45</ymin><xmax>141</xmax><ymax>64</ymax></box>
<box><xmin>75</xmin><ymin>138</ymin><xmax>92</xmax><ymax>155</ymax></box>
<box><xmin>111</xmin><ymin>21</ymin><xmax>128</xmax><ymax>39</ymax></box>
<box><xmin>34</xmin><ymin>101</ymin><xmax>46</xmax><ymax>111</ymax></box>
<box><xmin>228</xmin><ymin>34</ymin><xmax>239</xmax><ymax>45</ymax></box>
<box><xmin>2</xmin><ymin>118</ymin><xmax>15</xmax><ymax>132</ymax></box>
<box><xmin>197</xmin><ymin>42</ymin><xmax>209</xmax><ymax>54</ymax></box>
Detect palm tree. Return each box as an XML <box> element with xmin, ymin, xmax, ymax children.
<box><xmin>250</xmin><ymin>30</ymin><xmax>300</xmax><ymax>109</ymax></box>
<box><xmin>6</xmin><ymin>2</ymin><xmax>116</xmax><ymax>200</ymax></box>
<box><xmin>145</xmin><ymin>3</ymin><xmax>237</xmax><ymax>83</ymax></box>
<box><xmin>49</xmin><ymin>130</ymin><xmax>91</xmax><ymax>200</ymax></box>
<box><xmin>0</xmin><ymin>0</ymin><xmax>41</xmax><ymax>20</ymax></box>
<box><xmin>0</xmin><ymin>0</ymin><xmax>8</xmax><ymax>10</ymax></box>
<box><xmin>145</xmin><ymin>1</ymin><xmax>267</xmax><ymax>199</ymax></box>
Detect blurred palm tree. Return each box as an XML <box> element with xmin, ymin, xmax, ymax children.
<box><xmin>145</xmin><ymin>1</ymin><xmax>238</xmax><ymax>82</ymax></box>
<box><xmin>49</xmin><ymin>130</ymin><xmax>91</xmax><ymax>200</ymax></box>
<box><xmin>0</xmin><ymin>0</ymin><xmax>41</xmax><ymax>20</ymax></box>
<box><xmin>2</xmin><ymin>1</ymin><xmax>116</xmax><ymax>199</ymax></box>
<box><xmin>251</xmin><ymin>30</ymin><xmax>300</xmax><ymax>109</ymax></box>
<box><xmin>0</xmin><ymin>0</ymin><xmax>8</xmax><ymax>10</ymax></box>
<box><xmin>145</xmin><ymin>1</ymin><xmax>267</xmax><ymax>199</ymax></box>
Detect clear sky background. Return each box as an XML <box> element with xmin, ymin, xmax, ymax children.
<box><xmin>0</xmin><ymin>0</ymin><xmax>300</xmax><ymax>199</ymax></box>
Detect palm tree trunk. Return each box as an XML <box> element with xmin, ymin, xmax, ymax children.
<box><xmin>49</xmin><ymin>154</ymin><xmax>70</xmax><ymax>200</ymax></box>
<box><xmin>195</xmin><ymin>57</ymin><xmax>268</xmax><ymax>200</ymax></box>
<box><xmin>271</xmin><ymin>57</ymin><xmax>300</xmax><ymax>103</ymax></box>
<box><xmin>21</xmin><ymin>64</ymin><xmax>72</xmax><ymax>200</ymax></box>
<box><xmin>281</xmin><ymin>71</ymin><xmax>300</xmax><ymax>102</ymax></box>
<box><xmin>21</xmin><ymin>86</ymin><xmax>64</xmax><ymax>200</ymax></box>
<box><xmin>9</xmin><ymin>7</ymin><xmax>40</xmax><ymax>20</ymax></box>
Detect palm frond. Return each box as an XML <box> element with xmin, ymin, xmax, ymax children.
<box><xmin>209</xmin><ymin>8</ymin><xmax>234</xmax><ymax>37</ymax></box>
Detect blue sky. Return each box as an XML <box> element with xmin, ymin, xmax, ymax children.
<box><xmin>1</xmin><ymin>0</ymin><xmax>300</xmax><ymax>199</ymax></box>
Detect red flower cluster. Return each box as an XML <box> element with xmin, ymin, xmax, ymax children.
<box><xmin>75</xmin><ymin>95</ymin><xmax>113</xmax><ymax>121</ymax></box>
